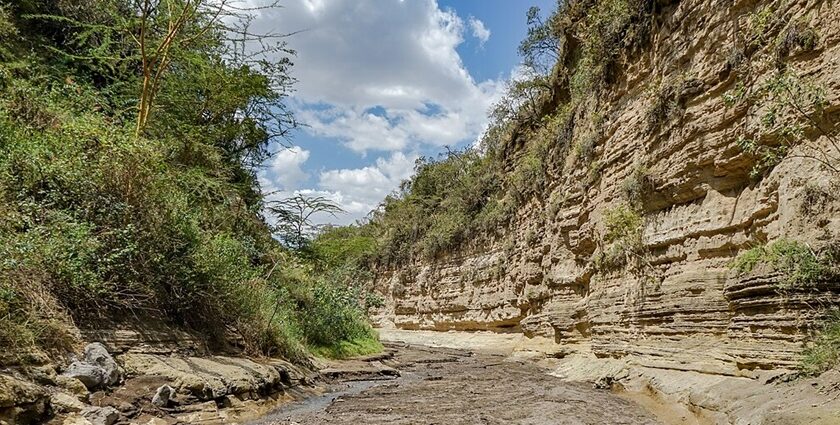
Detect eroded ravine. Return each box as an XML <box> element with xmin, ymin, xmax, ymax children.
<box><xmin>253</xmin><ymin>342</ymin><xmax>660</xmax><ymax>425</ymax></box>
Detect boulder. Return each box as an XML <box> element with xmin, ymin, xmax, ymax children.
<box><xmin>63</xmin><ymin>342</ymin><xmax>121</xmax><ymax>390</ymax></box>
<box><xmin>81</xmin><ymin>406</ymin><xmax>120</xmax><ymax>425</ymax></box>
<box><xmin>63</xmin><ymin>362</ymin><xmax>106</xmax><ymax>390</ymax></box>
<box><xmin>83</xmin><ymin>343</ymin><xmax>120</xmax><ymax>386</ymax></box>
<box><xmin>151</xmin><ymin>385</ymin><xmax>173</xmax><ymax>408</ymax></box>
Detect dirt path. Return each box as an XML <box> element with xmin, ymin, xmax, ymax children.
<box><xmin>253</xmin><ymin>342</ymin><xmax>660</xmax><ymax>425</ymax></box>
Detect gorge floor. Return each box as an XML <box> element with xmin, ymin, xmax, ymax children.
<box><xmin>253</xmin><ymin>342</ymin><xmax>661</xmax><ymax>425</ymax></box>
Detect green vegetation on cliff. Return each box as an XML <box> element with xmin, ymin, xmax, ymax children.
<box><xmin>0</xmin><ymin>0</ymin><xmax>377</xmax><ymax>363</ymax></box>
<box><xmin>731</xmin><ymin>239</ymin><xmax>838</xmax><ymax>289</ymax></box>
<box><xmin>361</xmin><ymin>0</ymin><xmax>664</xmax><ymax>265</ymax></box>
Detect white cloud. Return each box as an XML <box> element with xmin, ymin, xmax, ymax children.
<box><xmin>259</xmin><ymin>151</ymin><xmax>419</xmax><ymax>226</ymax></box>
<box><xmin>244</xmin><ymin>0</ymin><xmax>510</xmax><ymax>224</ymax></box>
<box><xmin>244</xmin><ymin>0</ymin><xmax>505</xmax><ymax>154</ymax></box>
<box><xmin>468</xmin><ymin>17</ymin><xmax>491</xmax><ymax>46</ymax></box>
<box><xmin>316</xmin><ymin>152</ymin><xmax>419</xmax><ymax>222</ymax></box>
<box><xmin>261</xmin><ymin>146</ymin><xmax>310</xmax><ymax>192</ymax></box>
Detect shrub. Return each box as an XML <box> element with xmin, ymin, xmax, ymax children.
<box><xmin>621</xmin><ymin>165</ymin><xmax>655</xmax><ymax>210</ymax></box>
<box><xmin>510</xmin><ymin>149</ymin><xmax>546</xmax><ymax>200</ymax></box>
<box><xmin>731</xmin><ymin>239</ymin><xmax>836</xmax><ymax>288</ymax></box>
<box><xmin>776</xmin><ymin>19</ymin><xmax>819</xmax><ymax>60</ymax></box>
<box><xmin>746</xmin><ymin>6</ymin><xmax>778</xmax><ymax>50</ymax></box>
<box><xmin>574</xmin><ymin>136</ymin><xmax>596</xmax><ymax>164</ymax></box>
<box><xmin>311</xmin><ymin>225</ymin><xmax>378</xmax><ymax>271</ymax></box>
<box><xmin>296</xmin><ymin>280</ymin><xmax>381</xmax><ymax>358</ymax></box>
<box><xmin>585</xmin><ymin>161</ymin><xmax>604</xmax><ymax>187</ymax></box>
<box><xmin>596</xmin><ymin>204</ymin><xmax>644</xmax><ymax>271</ymax></box>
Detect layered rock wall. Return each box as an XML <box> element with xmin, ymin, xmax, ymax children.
<box><xmin>374</xmin><ymin>0</ymin><xmax>840</xmax><ymax>375</ymax></box>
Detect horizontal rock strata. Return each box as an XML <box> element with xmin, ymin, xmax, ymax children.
<box><xmin>373</xmin><ymin>0</ymin><xmax>840</xmax><ymax>376</ymax></box>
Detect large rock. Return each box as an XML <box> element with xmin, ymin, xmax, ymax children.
<box><xmin>63</xmin><ymin>343</ymin><xmax>121</xmax><ymax>390</ymax></box>
<box><xmin>83</xmin><ymin>343</ymin><xmax>121</xmax><ymax>386</ymax></box>
<box><xmin>63</xmin><ymin>362</ymin><xmax>107</xmax><ymax>390</ymax></box>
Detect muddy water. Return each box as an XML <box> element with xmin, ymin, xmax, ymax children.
<box><xmin>252</xmin><ymin>343</ymin><xmax>660</xmax><ymax>425</ymax></box>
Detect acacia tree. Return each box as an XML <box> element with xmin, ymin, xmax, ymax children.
<box><xmin>268</xmin><ymin>194</ymin><xmax>344</xmax><ymax>250</ymax></box>
<box><xmin>131</xmin><ymin>0</ymin><xmax>292</xmax><ymax>137</ymax></box>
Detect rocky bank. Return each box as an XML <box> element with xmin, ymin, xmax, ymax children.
<box><xmin>0</xmin><ymin>323</ymin><xmax>319</xmax><ymax>425</ymax></box>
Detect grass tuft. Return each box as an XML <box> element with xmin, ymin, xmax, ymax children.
<box><xmin>800</xmin><ymin>310</ymin><xmax>840</xmax><ymax>376</ymax></box>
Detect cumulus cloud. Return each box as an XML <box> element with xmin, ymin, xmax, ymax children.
<box><xmin>244</xmin><ymin>0</ymin><xmax>504</xmax><ymax>152</ymax></box>
<box><xmin>317</xmin><ymin>152</ymin><xmax>418</xmax><ymax>219</ymax></box>
<box><xmin>260</xmin><ymin>151</ymin><xmax>418</xmax><ymax>226</ymax></box>
<box><xmin>261</xmin><ymin>146</ymin><xmax>310</xmax><ymax>191</ymax></box>
<box><xmin>468</xmin><ymin>17</ymin><xmax>491</xmax><ymax>46</ymax></box>
<box><xmin>247</xmin><ymin>0</ymin><xmax>506</xmax><ymax>223</ymax></box>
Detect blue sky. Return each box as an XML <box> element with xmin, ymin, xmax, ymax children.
<box><xmin>252</xmin><ymin>0</ymin><xmax>555</xmax><ymax>224</ymax></box>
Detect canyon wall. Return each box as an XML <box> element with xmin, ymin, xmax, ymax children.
<box><xmin>373</xmin><ymin>0</ymin><xmax>840</xmax><ymax>376</ymax></box>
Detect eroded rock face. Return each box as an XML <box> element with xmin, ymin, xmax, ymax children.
<box><xmin>373</xmin><ymin>0</ymin><xmax>840</xmax><ymax>376</ymax></box>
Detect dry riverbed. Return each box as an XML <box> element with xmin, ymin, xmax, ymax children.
<box><xmin>252</xmin><ymin>342</ymin><xmax>660</xmax><ymax>425</ymax></box>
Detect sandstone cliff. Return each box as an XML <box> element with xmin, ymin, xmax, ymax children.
<box><xmin>373</xmin><ymin>0</ymin><xmax>840</xmax><ymax>378</ymax></box>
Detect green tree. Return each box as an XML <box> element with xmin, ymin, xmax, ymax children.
<box><xmin>268</xmin><ymin>194</ymin><xmax>344</xmax><ymax>250</ymax></box>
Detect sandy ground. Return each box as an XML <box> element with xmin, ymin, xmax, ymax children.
<box><xmin>253</xmin><ymin>342</ymin><xmax>660</xmax><ymax>425</ymax></box>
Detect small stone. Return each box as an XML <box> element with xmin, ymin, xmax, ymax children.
<box><xmin>151</xmin><ymin>384</ymin><xmax>173</xmax><ymax>408</ymax></box>
<box><xmin>55</xmin><ymin>375</ymin><xmax>89</xmax><ymax>400</ymax></box>
<box><xmin>51</xmin><ymin>392</ymin><xmax>87</xmax><ymax>414</ymax></box>
<box><xmin>81</xmin><ymin>406</ymin><xmax>120</xmax><ymax>425</ymax></box>
<box><xmin>593</xmin><ymin>375</ymin><xmax>615</xmax><ymax>390</ymax></box>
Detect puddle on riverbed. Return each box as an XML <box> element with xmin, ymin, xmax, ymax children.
<box><xmin>265</xmin><ymin>381</ymin><xmax>378</xmax><ymax>419</ymax></box>
<box><xmin>250</xmin><ymin>373</ymin><xmax>417</xmax><ymax>424</ymax></box>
